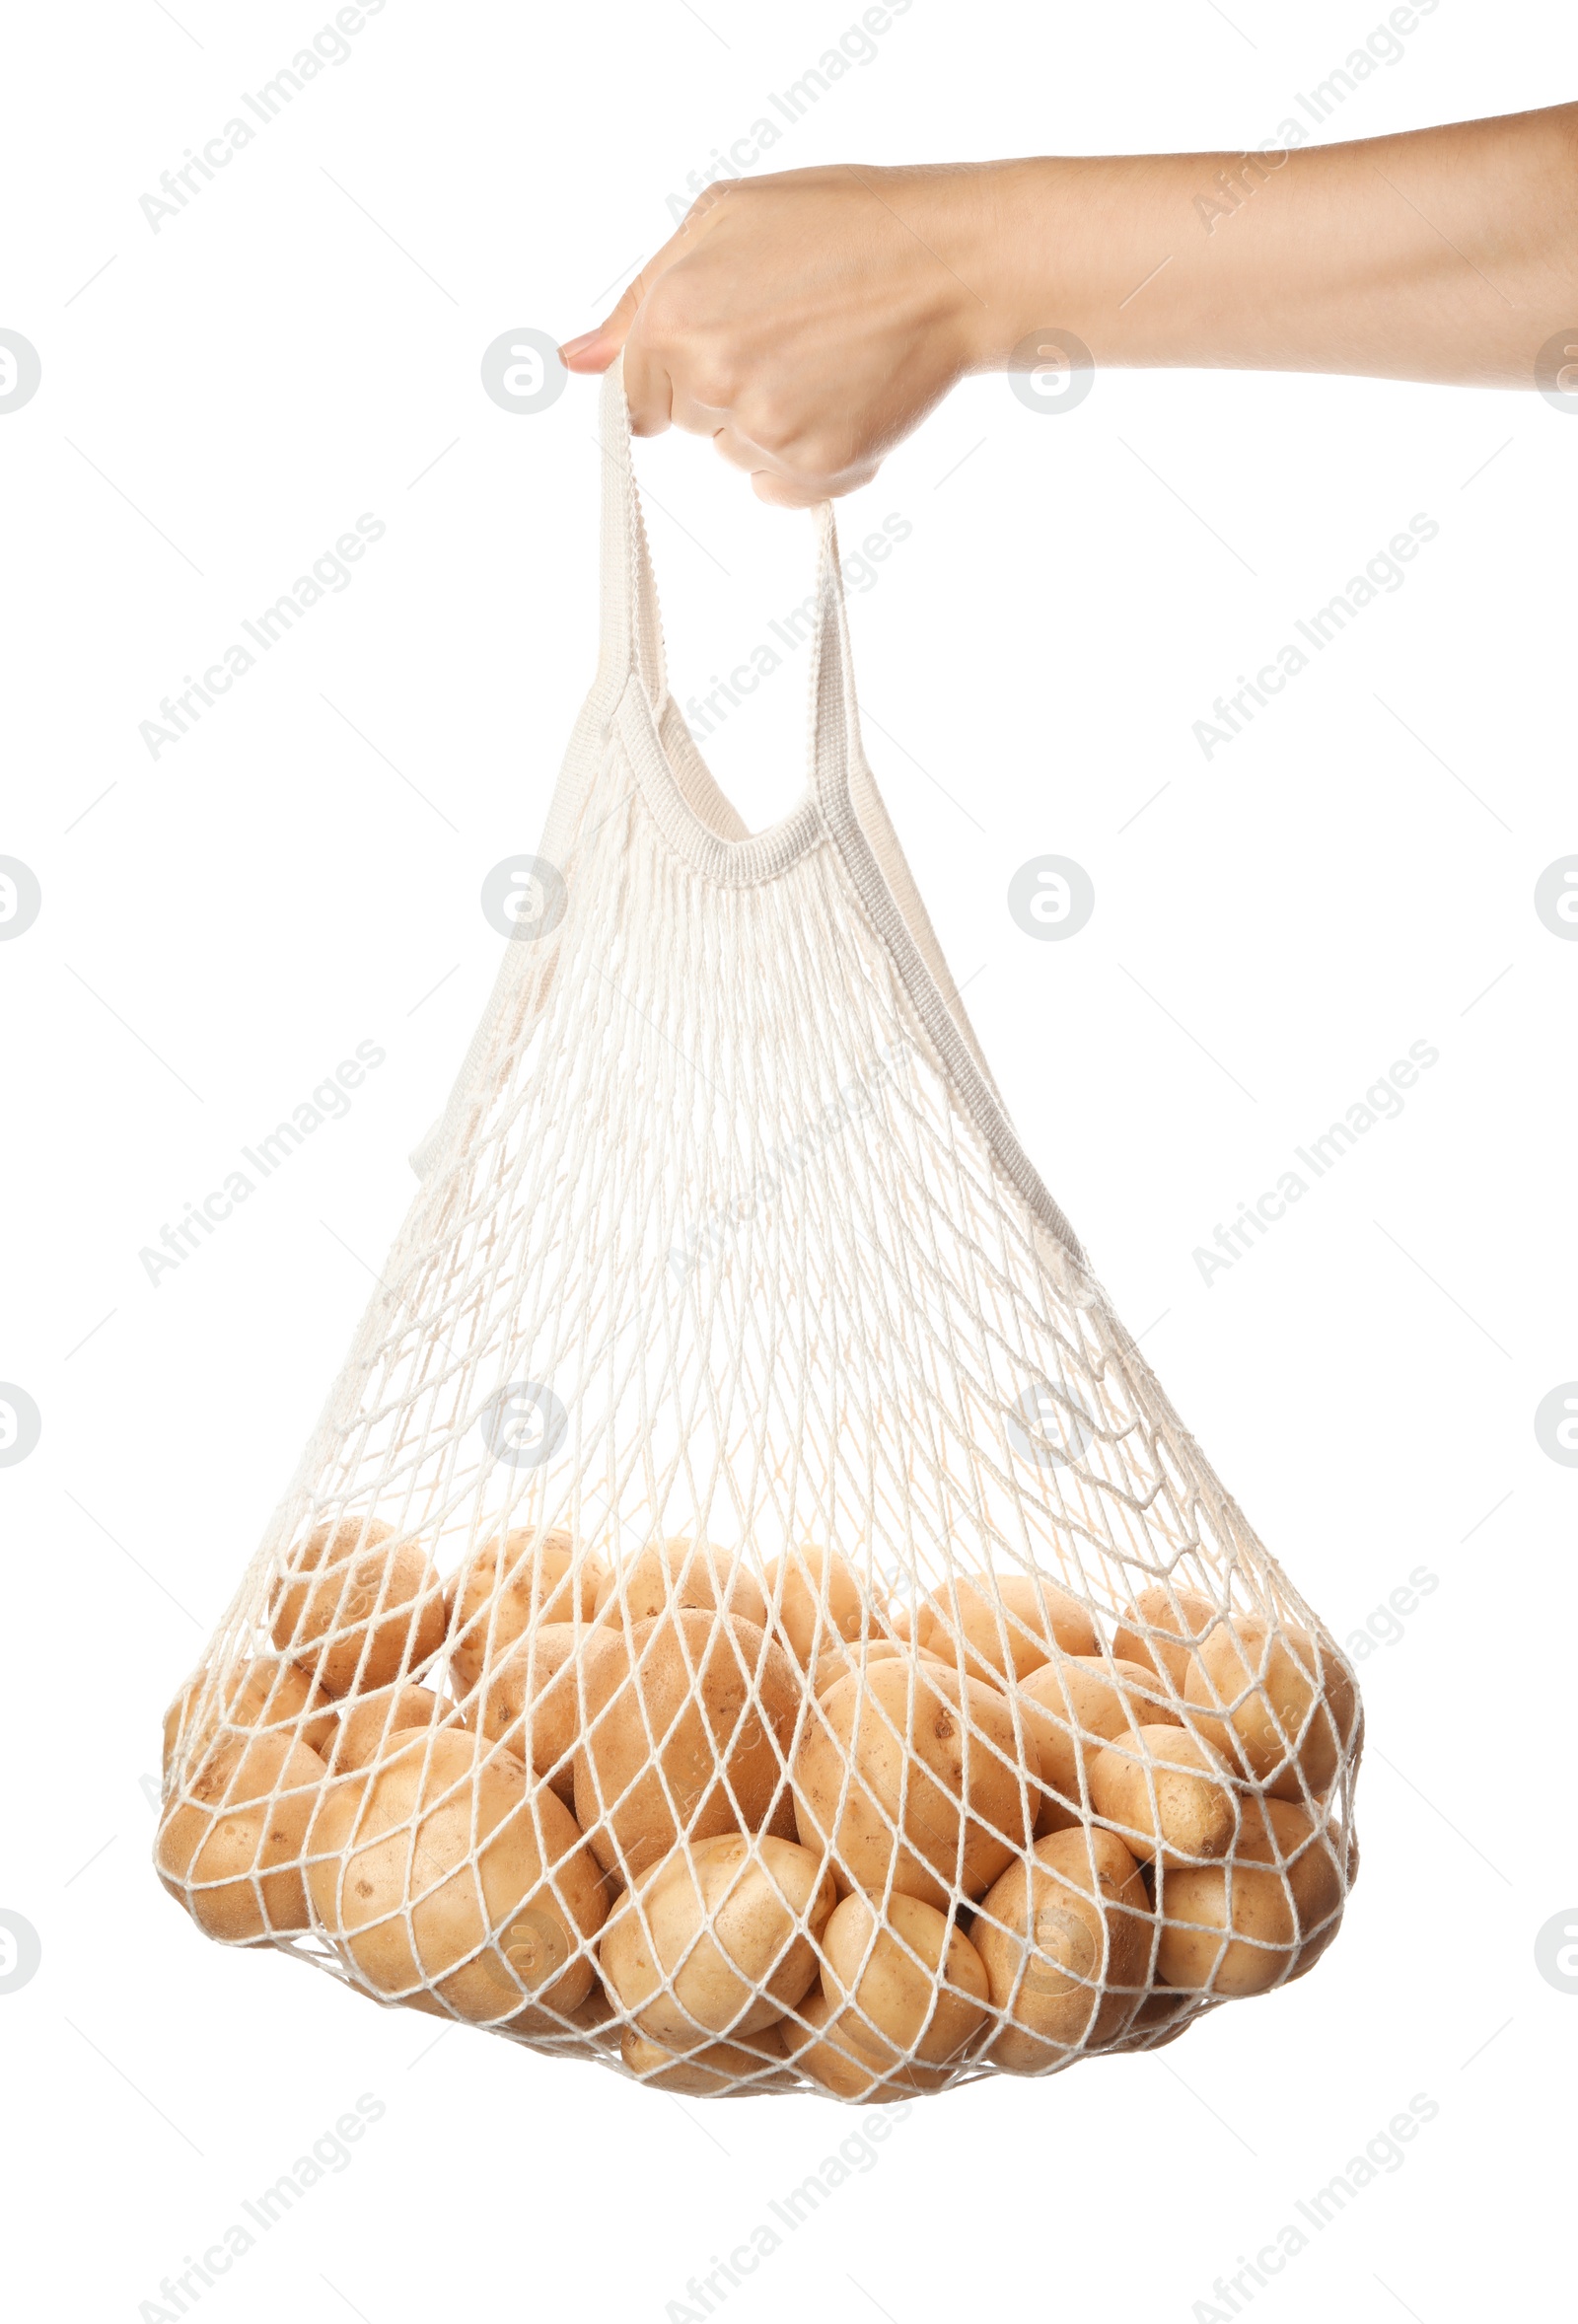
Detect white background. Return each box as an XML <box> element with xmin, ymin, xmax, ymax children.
<box><xmin>2</xmin><ymin>2</ymin><xmax>1573</xmax><ymax>2318</ymax></box>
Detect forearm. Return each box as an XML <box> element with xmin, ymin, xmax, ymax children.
<box><xmin>965</xmin><ymin>104</ymin><xmax>1578</xmax><ymax>387</ymax></box>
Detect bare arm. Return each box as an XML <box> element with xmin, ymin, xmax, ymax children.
<box><xmin>560</xmin><ymin>105</ymin><xmax>1578</xmax><ymax>504</ymax></box>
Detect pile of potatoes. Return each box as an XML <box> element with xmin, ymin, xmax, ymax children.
<box><xmin>157</xmin><ymin>1525</ymin><xmax>1360</xmax><ymax>2099</ymax></box>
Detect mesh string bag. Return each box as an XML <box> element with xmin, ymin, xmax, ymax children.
<box><xmin>156</xmin><ymin>359</ymin><xmax>1363</xmax><ymax>2099</ymax></box>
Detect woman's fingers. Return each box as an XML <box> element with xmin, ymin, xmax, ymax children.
<box><xmin>557</xmin><ymin>167</ymin><xmax>988</xmax><ymax>498</ymax></box>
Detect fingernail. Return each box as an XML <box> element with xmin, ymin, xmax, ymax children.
<box><xmin>558</xmin><ymin>331</ymin><xmax>600</xmax><ymax>359</ymax></box>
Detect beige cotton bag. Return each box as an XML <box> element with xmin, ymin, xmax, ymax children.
<box><xmin>156</xmin><ymin>357</ymin><xmax>1362</xmax><ymax>2100</ymax></box>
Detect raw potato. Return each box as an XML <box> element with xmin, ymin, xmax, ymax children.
<box><xmin>270</xmin><ymin>1518</ymin><xmax>446</xmax><ymax>1698</ymax></box>
<box><xmin>593</xmin><ymin>1539</ymin><xmax>769</xmax><ymax>1632</ymax></box>
<box><xmin>1016</xmin><ymin>1655</ymin><xmax>1182</xmax><ymax>1832</ymax></box>
<box><xmin>1111</xmin><ymin>1584</ymin><xmax>1219</xmax><ymax>1692</ymax></box>
<box><xmin>975</xmin><ymin>1828</ymin><xmax>1149</xmax><ymax>2070</ymax></box>
<box><xmin>792</xmin><ymin>1659</ymin><xmax>1036</xmax><ymax>1909</ymax></box>
<box><xmin>1183</xmin><ymin>1616</ymin><xmax>1359</xmax><ymax>1800</ymax></box>
<box><xmin>1087</xmin><ymin>1725</ymin><xmax>1237</xmax><ymax>1865</ymax></box>
<box><xmin>307</xmin><ymin>1728</ymin><xmax>607</xmax><ymax>2022</ymax></box>
<box><xmin>1155</xmin><ymin>1795</ymin><xmax>1345</xmax><ymax>1996</ymax></box>
<box><xmin>573</xmin><ymin>1609</ymin><xmax>799</xmax><ymax>1878</ymax></box>
<box><xmin>620</xmin><ymin>2022</ymin><xmax>792</xmax><ymax>2094</ymax></box>
<box><xmin>810</xmin><ymin>1638</ymin><xmax>949</xmax><ymax>1700</ymax></box>
<box><xmin>469</xmin><ymin>1622</ymin><xmax>582</xmax><ymax>1805</ymax></box>
<box><xmin>765</xmin><ymin>1542</ymin><xmax>872</xmax><ymax>1666</ymax></box>
<box><xmin>600</xmin><ymin>1834</ymin><xmax>835</xmax><ymax>2045</ymax></box>
<box><xmin>905</xmin><ymin>1573</ymin><xmax>1098</xmax><ymax>1685</ymax></box>
<box><xmin>330</xmin><ymin>1683</ymin><xmax>452</xmax><ymax>1771</ymax></box>
<box><xmin>1110</xmin><ymin>1988</ymin><xmax>1203</xmax><ymax>2052</ymax></box>
<box><xmin>157</xmin><ymin>1730</ymin><xmax>327</xmax><ymax>1940</ymax></box>
<box><xmin>820</xmin><ymin>1890</ymin><xmax>990</xmax><ymax>2070</ymax></box>
<box><xmin>445</xmin><ymin>1526</ymin><xmax>598</xmax><ymax>1692</ymax></box>
<box><xmin>164</xmin><ymin>1658</ymin><xmax>337</xmax><ymax>1773</ymax></box>
<box><xmin>780</xmin><ymin>1989</ymin><xmax>952</xmax><ymax>2101</ymax></box>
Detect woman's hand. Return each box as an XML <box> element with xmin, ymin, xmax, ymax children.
<box><xmin>559</xmin><ymin>165</ymin><xmax>1001</xmax><ymax>506</ymax></box>
<box><xmin>561</xmin><ymin>109</ymin><xmax>1578</xmax><ymax>505</ymax></box>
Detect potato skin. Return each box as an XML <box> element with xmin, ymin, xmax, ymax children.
<box><xmin>1183</xmin><ymin>1617</ymin><xmax>1359</xmax><ymax>1800</ymax></box>
<box><xmin>573</xmin><ymin>1609</ymin><xmax>799</xmax><ymax>1880</ymax></box>
<box><xmin>1086</xmin><ymin>1724</ymin><xmax>1237</xmax><ymax>1865</ymax></box>
<box><xmin>1016</xmin><ymin>1655</ymin><xmax>1182</xmax><ymax>1832</ymax></box>
<box><xmin>765</xmin><ymin>1542</ymin><xmax>874</xmax><ymax>1667</ymax></box>
<box><xmin>600</xmin><ymin>1834</ymin><xmax>834</xmax><ymax>2045</ymax></box>
<box><xmin>163</xmin><ymin>1658</ymin><xmax>337</xmax><ymax>1773</ymax></box>
<box><xmin>820</xmin><ymin>1891</ymin><xmax>990</xmax><ymax>2070</ymax></box>
<box><xmin>1155</xmin><ymin>1795</ymin><xmax>1345</xmax><ymax>1996</ymax></box>
<box><xmin>157</xmin><ymin>1730</ymin><xmax>327</xmax><ymax>1940</ymax></box>
<box><xmin>975</xmin><ymin>1828</ymin><xmax>1149</xmax><ymax>2071</ymax></box>
<box><xmin>445</xmin><ymin>1527</ymin><xmax>594</xmax><ymax>1692</ymax></box>
<box><xmin>791</xmin><ymin>1659</ymin><xmax>1036</xmax><ymax>1909</ymax></box>
<box><xmin>593</xmin><ymin>1539</ymin><xmax>769</xmax><ymax>1632</ymax></box>
<box><xmin>270</xmin><ymin>1518</ymin><xmax>445</xmax><ymax>1697</ymax></box>
<box><xmin>1111</xmin><ymin>1584</ymin><xmax>1219</xmax><ymax>1691</ymax></box>
<box><xmin>467</xmin><ymin>1622</ymin><xmax>581</xmax><ymax>1805</ymax></box>
<box><xmin>329</xmin><ymin>1683</ymin><xmax>452</xmax><ymax>1772</ymax></box>
<box><xmin>780</xmin><ymin>1989</ymin><xmax>953</xmax><ymax>2101</ymax></box>
<box><xmin>307</xmin><ymin>1728</ymin><xmax>606</xmax><ymax>2022</ymax></box>
<box><xmin>620</xmin><ymin>2022</ymin><xmax>793</xmax><ymax>2095</ymax></box>
<box><xmin>905</xmin><ymin>1573</ymin><xmax>1098</xmax><ymax>1686</ymax></box>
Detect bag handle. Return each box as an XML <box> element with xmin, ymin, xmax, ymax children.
<box><xmin>598</xmin><ymin>356</ymin><xmax>858</xmax><ymax>822</ymax></box>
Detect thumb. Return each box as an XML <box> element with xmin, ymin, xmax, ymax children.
<box><xmin>558</xmin><ymin>274</ymin><xmax>646</xmax><ymax>374</ymax></box>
